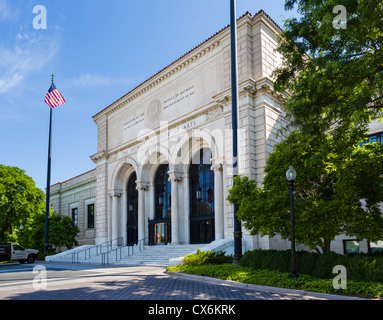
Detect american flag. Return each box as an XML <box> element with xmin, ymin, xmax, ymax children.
<box><xmin>44</xmin><ymin>83</ymin><xmax>66</xmax><ymax>108</ymax></box>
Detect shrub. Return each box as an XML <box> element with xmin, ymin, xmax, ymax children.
<box><xmin>183</xmin><ymin>249</ymin><xmax>233</xmax><ymax>266</ymax></box>
<box><xmin>240</xmin><ymin>249</ymin><xmax>383</xmax><ymax>282</ymax></box>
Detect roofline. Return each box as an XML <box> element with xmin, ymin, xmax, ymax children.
<box><xmin>50</xmin><ymin>168</ymin><xmax>96</xmax><ymax>188</ymax></box>
<box><xmin>92</xmin><ymin>10</ymin><xmax>283</xmax><ymax>121</ymax></box>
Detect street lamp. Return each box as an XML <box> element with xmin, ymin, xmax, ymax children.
<box><xmin>286</xmin><ymin>165</ymin><xmax>298</xmax><ymax>278</ymax></box>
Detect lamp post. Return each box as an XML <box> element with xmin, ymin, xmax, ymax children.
<box><xmin>230</xmin><ymin>0</ymin><xmax>242</xmax><ymax>265</ymax></box>
<box><xmin>286</xmin><ymin>165</ymin><xmax>298</xmax><ymax>278</ymax></box>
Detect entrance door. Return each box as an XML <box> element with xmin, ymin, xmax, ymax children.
<box><xmin>127</xmin><ymin>172</ymin><xmax>138</xmax><ymax>245</ymax></box>
<box><xmin>189</xmin><ymin>149</ymin><xmax>215</xmax><ymax>244</ymax></box>
<box><xmin>148</xmin><ymin>164</ymin><xmax>172</xmax><ymax>245</ymax></box>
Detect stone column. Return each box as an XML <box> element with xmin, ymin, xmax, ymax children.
<box><xmin>168</xmin><ymin>170</ymin><xmax>182</xmax><ymax>245</ymax></box>
<box><xmin>183</xmin><ymin>173</ymin><xmax>190</xmax><ymax>244</ymax></box>
<box><xmin>211</xmin><ymin>162</ymin><xmax>224</xmax><ymax>240</ymax></box>
<box><xmin>111</xmin><ymin>190</ymin><xmax>121</xmax><ymax>241</ymax></box>
<box><xmin>136</xmin><ymin>180</ymin><xmax>149</xmax><ymax>242</ymax></box>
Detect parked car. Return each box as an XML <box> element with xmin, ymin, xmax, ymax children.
<box><xmin>0</xmin><ymin>243</ymin><xmax>38</xmax><ymax>264</ymax></box>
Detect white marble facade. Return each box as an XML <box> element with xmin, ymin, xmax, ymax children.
<box><xmin>88</xmin><ymin>11</ymin><xmax>288</xmax><ymax>251</ymax></box>
<box><xmin>49</xmin><ymin>10</ymin><xmax>383</xmax><ymax>254</ymax></box>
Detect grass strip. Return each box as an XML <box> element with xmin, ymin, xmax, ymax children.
<box><xmin>167</xmin><ymin>264</ymin><xmax>383</xmax><ymax>299</ymax></box>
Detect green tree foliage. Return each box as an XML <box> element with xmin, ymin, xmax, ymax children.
<box><xmin>21</xmin><ymin>212</ymin><xmax>79</xmax><ymax>253</ymax></box>
<box><xmin>0</xmin><ymin>165</ymin><xmax>45</xmax><ymax>242</ymax></box>
<box><xmin>227</xmin><ymin>131</ymin><xmax>383</xmax><ymax>253</ymax></box>
<box><xmin>274</xmin><ymin>0</ymin><xmax>383</xmax><ymax>141</ymax></box>
<box><xmin>0</xmin><ymin>164</ymin><xmax>80</xmax><ymax>253</ymax></box>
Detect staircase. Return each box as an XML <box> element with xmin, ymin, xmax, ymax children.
<box><xmin>116</xmin><ymin>244</ymin><xmax>201</xmax><ymax>266</ymax></box>
<box><xmin>46</xmin><ymin>239</ymin><xmax>234</xmax><ymax>266</ymax></box>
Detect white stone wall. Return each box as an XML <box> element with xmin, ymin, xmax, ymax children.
<box><xmin>50</xmin><ymin>11</ymin><xmax>383</xmax><ymax>254</ymax></box>
<box><xmin>50</xmin><ymin>169</ymin><xmax>96</xmax><ymax>246</ymax></box>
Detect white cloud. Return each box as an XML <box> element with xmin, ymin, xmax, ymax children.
<box><xmin>68</xmin><ymin>73</ymin><xmax>136</xmax><ymax>88</ymax></box>
<box><xmin>0</xmin><ymin>30</ymin><xmax>59</xmax><ymax>94</ymax></box>
<box><xmin>0</xmin><ymin>0</ymin><xmax>18</xmax><ymax>22</ymax></box>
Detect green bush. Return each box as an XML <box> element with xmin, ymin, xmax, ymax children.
<box><xmin>183</xmin><ymin>249</ymin><xmax>233</xmax><ymax>266</ymax></box>
<box><xmin>167</xmin><ymin>264</ymin><xmax>383</xmax><ymax>298</ymax></box>
<box><xmin>240</xmin><ymin>249</ymin><xmax>383</xmax><ymax>282</ymax></box>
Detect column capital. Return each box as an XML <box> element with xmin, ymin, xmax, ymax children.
<box><xmin>109</xmin><ymin>189</ymin><xmax>122</xmax><ymax>197</ymax></box>
<box><xmin>211</xmin><ymin>163</ymin><xmax>223</xmax><ymax>172</ymax></box>
<box><xmin>168</xmin><ymin>170</ymin><xmax>182</xmax><ymax>183</ymax></box>
<box><xmin>210</xmin><ymin>158</ymin><xmax>224</xmax><ymax>172</ymax></box>
<box><xmin>135</xmin><ymin>180</ymin><xmax>149</xmax><ymax>191</ymax></box>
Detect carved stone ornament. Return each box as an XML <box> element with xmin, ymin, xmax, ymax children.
<box><xmin>146</xmin><ymin>99</ymin><xmax>162</xmax><ymax>122</ymax></box>
<box><xmin>168</xmin><ymin>170</ymin><xmax>182</xmax><ymax>183</ymax></box>
<box><xmin>205</xmin><ymin>106</ymin><xmax>223</xmax><ymax>121</ymax></box>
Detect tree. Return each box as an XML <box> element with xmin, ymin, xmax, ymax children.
<box><xmin>22</xmin><ymin>212</ymin><xmax>80</xmax><ymax>253</ymax></box>
<box><xmin>274</xmin><ymin>0</ymin><xmax>383</xmax><ymax>142</ymax></box>
<box><xmin>0</xmin><ymin>165</ymin><xmax>46</xmax><ymax>242</ymax></box>
<box><xmin>227</xmin><ymin>130</ymin><xmax>383</xmax><ymax>253</ymax></box>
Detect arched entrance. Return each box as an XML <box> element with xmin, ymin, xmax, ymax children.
<box><xmin>189</xmin><ymin>149</ymin><xmax>215</xmax><ymax>244</ymax></box>
<box><xmin>126</xmin><ymin>172</ymin><xmax>138</xmax><ymax>245</ymax></box>
<box><xmin>149</xmin><ymin>164</ymin><xmax>171</xmax><ymax>245</ymax></box>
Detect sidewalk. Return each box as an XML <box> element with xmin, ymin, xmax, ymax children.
<box><xmin>0</xmin><ymin>261</ymin><xmax>370</xmax><ymax>301</ymax></box>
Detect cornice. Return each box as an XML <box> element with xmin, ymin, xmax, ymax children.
<box><xmin>90</xmin><ymin>150</ymin><xmax>106</xmax><ymax>164</ymax></box>
<box><xmin>93</xmin><ymin>39</ymin><xmax>221</xmax><ymax>122</ymax></box>
<box><xmin>50</xmin><ymin>176</ymin><xmax>97</xmax><ymax>196</ymax></box>
<box><xmin>92</xmin><ymin>10</ymin><xmax>281</xmax><ymax>122</ymax></box>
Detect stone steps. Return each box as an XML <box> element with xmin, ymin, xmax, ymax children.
<box><xmin>46</xmin><ymin>239</ymin><xmax>234</xmax><ymax>266</ymax></box>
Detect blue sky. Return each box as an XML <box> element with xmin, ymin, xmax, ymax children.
<box><xmin>0</xmin><ymin>0</ymin><xmax>299</xmax><ymax>191</ymax></box>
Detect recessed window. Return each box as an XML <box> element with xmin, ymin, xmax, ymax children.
<box><xmin>72</xmin><ymin>208</ymin><xmax>78</xmax><ymax>227</ymax></box>
<box><xmin>343</xmin><ymin>240</ymin><xmax>359</xmax><ymax>254</ymax></box>
<box><xmin>369</xmin><ymin>240</ymin><xmax>383</xmax><ymax>253</ymax></box>
<box><xmin>87</xmin><ymin>204</ymin><xmax>95</xmax><ymax>229</ymax></box>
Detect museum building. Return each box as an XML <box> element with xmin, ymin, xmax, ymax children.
<box><xmin>50</xmin><ymin>10</ymin><xmax>383</xmax><ymax>255</ymax></box>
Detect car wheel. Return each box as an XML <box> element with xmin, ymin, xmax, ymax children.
<box><xmin>27</xmin><ymin>255</ymin><xmax>35</xmax><ymax>264</ymax></box>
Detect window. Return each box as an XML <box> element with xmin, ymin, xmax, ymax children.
<box><xmin>87</xmin><ymin>204</ymin><xmax>95</xmax><ymax>229</ymax></box>
<box><xmin>155</xmin><ymin>164</ymin><xmax>171</xmax><ymax>220</ymax></box>
<box><xmin>13</xmin><ymin>245</ymin><xmax>24</xmax><ymax>251</ymax></box>
<box><xmin>148</xmin><ymin>164</ymin><xmax>171</xmax><ymax>245</ymax></box>
<box><xmin>72</xmin><ymin>208</ymin><xmax>78</xmax><ymax>227</ymax></box>
<box><xmin>359</xmin><ymin>132</ymin><xmax>383</xmax><ymax>146</ymax></box>
<box><xmin>126</xmin><ymin>172</ymin><xmax>138</xmax><ymax>245</ymax></box>
<box><xmin>189</xmin><ymin>149</ymin><xmax>215</xmax><ymax>244</ymax></box>
<box><xmin>369</xmin><ymin>241</ymin><xmax>383</xmax><ymax>253</ymax></box>
<box><xmin>343</xmin><ymin>240</ymin><xmax>359</xmax><ymax>254</ymax></box>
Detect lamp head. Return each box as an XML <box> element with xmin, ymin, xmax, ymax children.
<box><xmin>286</xmin><ymin>165</ymin><xmax>297</xmax><ymax>181</ymax></box>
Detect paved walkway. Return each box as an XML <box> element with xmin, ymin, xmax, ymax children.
<box><xmin>0</xmin><ymin>262</ymin><xmax>365</xmax><ymax>301</ymax></box>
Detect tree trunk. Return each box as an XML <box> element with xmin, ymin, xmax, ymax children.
<box><xmin>322</xmin><ymin>239</ymin><xmax>331</xmax><ymax>253</ymax></box>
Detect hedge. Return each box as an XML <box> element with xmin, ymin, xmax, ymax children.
<box><xmin>240</xmin><ymin>249</ymin><xmax>383</xmax><ymax>282</ymax></box>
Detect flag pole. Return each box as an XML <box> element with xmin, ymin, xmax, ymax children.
<box><xmin>230</xmin><ymin>0</ymin><xmax>242</xmax><ymax>264</ymax></box>
<box><xmin>44</xmin><ymin>74</ymin><xmax>54</xmax><ymax>254</ymax></box>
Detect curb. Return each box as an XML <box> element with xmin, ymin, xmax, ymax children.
<box><xmin>165</xmin><ymin>270</ymin><xmax>368</xmax><ymax>300</ymax></box>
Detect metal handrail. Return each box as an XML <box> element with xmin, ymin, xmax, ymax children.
<box><xmin>126</xmin><ymin>237</ymin><xmax>148</xmax><ymax>257</ymax></box>
<box><xmin>71</xmin><ymin>237</ymin><xmax>123</xmax><ymax>264</ymax></box>
<box><xmin>101</xmin><ymin>237</ymin><xmax>149</xmax><ymax>265</ymax></box>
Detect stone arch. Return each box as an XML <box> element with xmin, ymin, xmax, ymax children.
<box><xmin>170</xmin><ymin>127</ymin><xmax>221</xmax><ymax>174</ymax></box>
<box><xmin>110</xmin><ymin>157</ymin><xmax>139</xmax><ymax>191</ymax></box>
<box><xmin>138</xmin><ymin>149</ymin><xmax>171</xmax><ymax>184</ymax></box>
<box><xmin>170</xmin><ymin>128</ymin><xmax>224</xmax><ymax>172</ymax></box>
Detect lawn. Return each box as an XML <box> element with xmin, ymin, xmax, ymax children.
<box><xmin>167</xmin><ymin>263</ymin><xmax>383</xmax><ymax>299</ymax></box>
